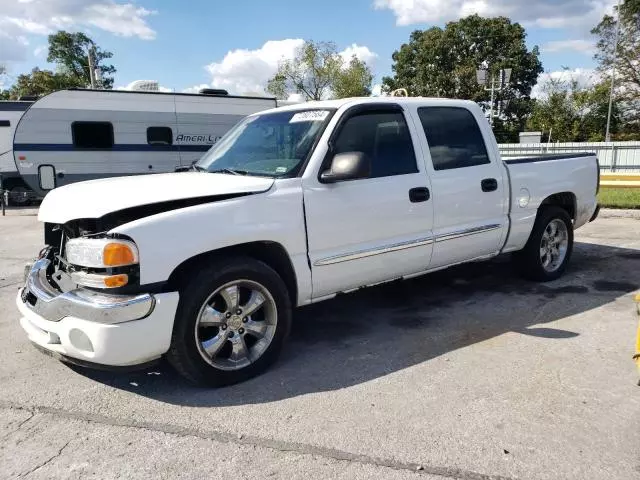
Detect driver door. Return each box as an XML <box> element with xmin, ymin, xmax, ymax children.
<box><xmin>302</xmin><ymin>104</ymin><xmax>435</xmax><ymax>299</ymax></box>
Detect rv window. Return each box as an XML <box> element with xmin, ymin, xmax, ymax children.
<box><xmin>72</xmin><ymin>122</ymin><xmax>114</xmax><ymax>149</ymax></box>
<box><xmin>147</xmin><ymin>126</ymin><xmax>173</xmax><ymax>145</ymax></box>
<box><xmin>0</xmin><ymin>120</ymin><xmax>10</xmax><ymax>127</ymax></box>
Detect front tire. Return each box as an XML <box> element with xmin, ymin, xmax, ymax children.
<box><xmin>167</xmin><ymin>257</ymin><xmax>291</xmax><ymax>387</ymax></box>
<box><xmin>513</xmin><ymin>206</ymin><xmax>574</xmax><ymax>282</ymax></box>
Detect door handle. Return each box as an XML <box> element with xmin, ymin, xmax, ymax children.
<box><xmin>481</xmin><ymin>178</ymin><xmax>497</xmax><ymax>192</ymax></box>
<box><xmin>409</xmin><ymin>187</ymin><xmax>430</xmax><ymax>203</ymax></box>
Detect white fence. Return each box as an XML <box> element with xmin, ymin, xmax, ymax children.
<box><xmin>498</xmin><ymin>142</ymin><xmax>640</xmax><ymax>173</ymax></box>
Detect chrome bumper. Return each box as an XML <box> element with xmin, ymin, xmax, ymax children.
<box><xmin>19</xmin><ymin>258</ymin><xmax>155</xmax><ymax>324</ymax></box>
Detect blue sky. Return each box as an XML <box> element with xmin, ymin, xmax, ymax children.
<box><xmin>0</xmin><ymin>0</ymin><xmax>616</xmax><ymax>94</ymax></box>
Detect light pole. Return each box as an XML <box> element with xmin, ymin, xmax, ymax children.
<box><xmin>477</xmin><ymin>67</ymin><xmax>512</xmax><ymax>127</ymax></box>
<box><xmin>86</xmin><ymin>46</ymin><xmax>103</xmax><ymax>89</ymax></box>
<box><xmin>605</xmin><ymin>0</ymin><xmax>622</xmax><ymax>142</ymax></box>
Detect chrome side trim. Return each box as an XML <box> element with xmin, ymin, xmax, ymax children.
<box><xmin>20</xmin><ymin>258</ymin><xmax>154</xmax><ymax>324</ymax></box>
<box><xmin>314</xmin><ymin>224</ymin><xmax>502</xmax><ymax>267</ymax></box>
<box><xmin>435</xmin><ymin>224</ymin><xmax>502</xmax><ymax>243</ymax></box>
<box><xmin>314</xmin><ymin>237</ymin><xmax>434</xmax><ymax>266</ymax></box>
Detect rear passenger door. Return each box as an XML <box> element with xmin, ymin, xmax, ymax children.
<box><xmin>411</xmin><ymin>106</ymin><xmax>508</xmax><ymax>269</ymax></box>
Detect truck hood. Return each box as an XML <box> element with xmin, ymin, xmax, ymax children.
<box><xmin>38</xmin><ymin>172</ymin><xmax>274</xmax><ymax>224</ymax></box>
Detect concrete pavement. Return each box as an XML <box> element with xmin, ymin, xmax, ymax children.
<box><xmin>1</xmin><ymin>212</ymin><xmax>639</xmax><ymax>479</ymax></box>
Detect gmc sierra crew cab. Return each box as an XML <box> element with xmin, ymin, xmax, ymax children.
<box><xmin>17</xmin><ymin>97</ymin><xmax>600</xmax><ymax>386</ymax></box>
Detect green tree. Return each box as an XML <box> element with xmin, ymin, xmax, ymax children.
<box><xmin>383</xmin><ymin>15</ymin><xmax>543</xmax><ymax>142</ymax></box>
<box><xmin>0</xmin><ymin>65</ymin><xmax>9</xmax><ymax>99</ymax></box>
<box><xmin>592</xmin><ymin>0</ymin><xmax>640</xmax><ymax>100</ymax></box>
<box><xmin>47</xmin><ymin>31</ymin><xmax>116</xmax><ymax>89</ymax></box>
<box><xmin>592</xmin><ymin>0</ymin><xmax>640</xmax><ymax>138</ymax></box>
<box><xmin>266</xmin><ymin>40</ymin><xmax>372</xmax><ymax>100</ymax></box>
<box><xmin>333</xmin><ymin>56</ymin><xmax>373</xmax><ymax>98</ymax></box>
<box><xmin>526</xmin><ymin>75</ymin><xmax>621</xmax><ymax>142</ymax></box>
<box><xmin>8</xmin><ymin>68</ymin><xmax>83</xmax><ymax>99</ymax></box>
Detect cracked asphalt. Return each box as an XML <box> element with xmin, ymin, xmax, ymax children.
<box><xmin>1</xmin><ymin>209</ymin><xmax>639</xmax><ymax>479</ymax></box>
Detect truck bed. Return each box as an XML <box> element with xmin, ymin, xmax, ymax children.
<box><xmin>501</xmin><ymin>152</ymin><xmax>599</xmax><ymax>253</ymax></box>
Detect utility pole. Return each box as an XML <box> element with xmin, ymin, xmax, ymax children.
<box><xmin>605</xmin><ymin>0</ymin><xmax>622</xmax><ymax>142</ymax></box>
<box><xmin>488</xmin><ymin>75</ymin><xmax>496</xmax><ymax>127</ymax></box>
<box><xmin>87</xmin><ymin>47</ymin><xmax>96</xmax><ymax>89</ymax></box>
<box><xmin>477</xmin><ymin>67</ymin><xmax>511</xmax><ymax>127</ymax></box>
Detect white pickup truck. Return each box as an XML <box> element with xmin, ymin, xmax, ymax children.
<box><xmin>17</xmin><ymin>97</ymin><xmax>600</xmax><ymax>386</ymax></box>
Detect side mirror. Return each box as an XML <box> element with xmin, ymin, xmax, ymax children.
<box><xmin>320</xmin><ymin>151</ymin><xmax>371</xmax><ymax>183</ymax></box>
<box><xmin>38</xmin><ymin>165</ymin><xmax>56</xmax><ymax>191</ymax></box>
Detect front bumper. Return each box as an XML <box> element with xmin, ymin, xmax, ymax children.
<box><xmin>22</xmin><ymin>259</ymin><xmax>154</xmax><ymax>324</ymax></box>
<box><xmin>17</xmin><ymin>259</ymin><xmax>179</xmax><ymax>367</ymax></box>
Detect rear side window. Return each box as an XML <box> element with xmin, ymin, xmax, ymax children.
<box><xmin>0</xmin><ymin>120</ymin><xmax>9</xmax><ymax>127</ymax></box>
<box><xmin>147</xmin><ymin>126</ymin><xmax>173</xmax><ymax>145</ymax></box>
<box><xmin>72</xmin><ymin>122</ymin><xmax>114</xmax><ymax>149</ymax></box>
<box><xmin>333</xmin><ymin>111</ymin><xmax>417</xmax><ymax>178</ymax></box>
<box><xmin>417</xmin><ymin>107</ymin><xmax>490</xmax><ymax>171</ymax></box>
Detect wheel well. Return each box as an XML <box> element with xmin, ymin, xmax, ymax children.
<box><xmin>167</xmin><ymin>241</ymin><xmax>299</xmax><ymax>305</ymax></box>
<box><xmin>1</xmin><ymin>176</ymin><xmax>29</xmax><ymax>190</ymax></box>
<box><xmin>540</xmin><ymin>192</ymin><xmax>576</xmax><ymax>220</ymax></box>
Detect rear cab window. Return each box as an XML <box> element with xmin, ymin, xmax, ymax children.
<box><xmin>417</xmin><ymin>107</ymin><xmax>490</xmax><ymax>171</ymax></box>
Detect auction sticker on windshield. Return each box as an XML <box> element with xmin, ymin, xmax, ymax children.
<box><xmin>289</xmin><ymin>111</ymin><xmax>330</xmax><ymax>123</ymax></box>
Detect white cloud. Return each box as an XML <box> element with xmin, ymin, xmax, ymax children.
<box><xmin>204</xmin><ymin>39</ymin><xmax>305</xmax><ymax>95</ymax></box>
<box><xmin>0</xmin><ymin>32</ymin><xmax>29</xmax><ymax>62</ymax></box>
<box><xmin>340</xmin><ymin>44</ymin><xmax>378</xmax><ymax>67</ymax></box>
<box><xmin>83</xmin><ymin>4</ymin><xmax>156</xmax><ymax>40</ymax></box>
<box><xmin>542</xmin><ymin>39</ymin><xmax>595</xmax><ymax>54</ymax></box>
<box><xmin>200</xmin><ymin>39</ymin><xmax>378</xmax><ymax>96</ymax></box>
<box><xmin>33</xmin><ymin>45</ymin><xmax>47</xmax><ymax>57</ymax></box>
<box><xmin>0</xmin><ymin>0</ymin><xmax>157</xmax><ymax>62</ymax></box>
<box><xmin>531</xmin><ymin>68</ymin><xmax>599</xmax><ymax>98</ymax></box>
<box><xmin>374</xmin><ymin>0</ymin><xmax>616</xmax><ymax>30</ymax></box>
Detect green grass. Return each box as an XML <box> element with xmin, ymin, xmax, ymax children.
<box><xmin>598</xmin><ymin>188</ymin><xmax>640</xmax><ymax>209</ymax></box>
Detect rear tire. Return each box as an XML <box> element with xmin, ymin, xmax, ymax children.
<box><xmin>8</xmin><ymin>185</ymin><xmax>31</xmax><ymax>207</ymax></box>
<box><xmin>513</xmin><ymin>206</ymin><xmax>574</xmax><ymax>282</ymax></box>
<box><xmin>167</xmin><ymin>256</ymin><xmax>291</xmax><ymax>387</ymax></box>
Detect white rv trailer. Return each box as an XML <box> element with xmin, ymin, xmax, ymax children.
<box><xmin>0</xmin><ymin>100</ymin><xmax>35</xmax><ymax>205</ymax></box>
<box><xmin>12</xmin><ymin>89</ymin><xmax>277</xmax><ymax>197</ymax></box>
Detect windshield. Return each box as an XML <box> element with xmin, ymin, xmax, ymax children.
<box><xmin>196</xmin><ymin>109</ymin><xmax>334</xmax><ymax>177</ymax></box>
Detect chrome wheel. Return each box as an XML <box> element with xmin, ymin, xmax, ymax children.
<box><xmin>195</xmin><ymin>280</ymin><xmax>277</xmax><ymax>371</ymax></box>
<box><xmin>539</xmin><ymin>219</ymin><xmax>569</xmax><ymax>273</ymax></box>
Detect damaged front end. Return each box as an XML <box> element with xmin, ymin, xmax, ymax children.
<box><xmin>17</xmin><ymin>214</ymin><xmax>179</xmax><ymax>368</ymax></box>
<box><xmin>41</xmin><ymin>219</ymin><xmax>141</xmax><ymax>294</ymax></box>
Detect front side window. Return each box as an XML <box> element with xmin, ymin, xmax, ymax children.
<box><xmin>197</xmin><ymin>109</ymin><xmax>333</xmax><ymax>177</ymax></box>
<box><xmin>72</xmin><ymin>122</ymin><xmax>114</xmax><ymax>149</ymax></box>
<box><xmin>417</xmin><ymin>107</ymin><xmax>490</xmax><ymax>171</ymax></box>
<box><xmin>332</xmin><ymin>111</ymin><xmax>417</xmax><ymax>178</ymax></box>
